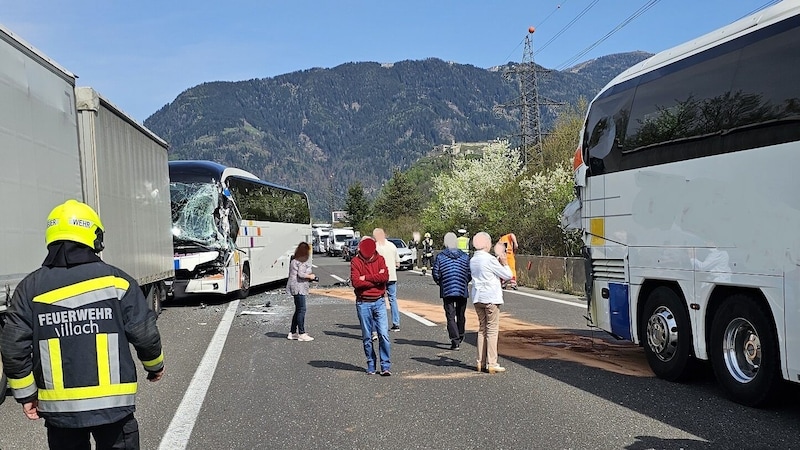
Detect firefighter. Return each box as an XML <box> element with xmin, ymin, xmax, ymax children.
<box><xmin>499</xmin><ymin>233</ymin><xmax>519</xmax><ymax>289</ymax></box>
<box><xmin>456</xmin><ymin>229</ymin><xmax>470</xmax><ymax>255</ymax></box>
<box><xmin>421</xmin><ymin>232</ymin><xmax>435</xmax><ymax>275</ymax></box>
<box><xmin>0</xmin><ymin>199</ymin><xmax>164</xmax><ymax>450</ymax></box>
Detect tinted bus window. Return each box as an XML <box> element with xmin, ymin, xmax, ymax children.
<box><xmin>586</xmin><ymin>16</ymin><xmax>800</xmax><ymax>176</ymax></box>
<box><xmin>584</xmin><ymin>89</ymin><xmax>634</xmax><ymax>175</ymax></box>
<box><xmin>227</xmin><ymin>177</ymin><xmax>310</xmax><ymax>224</ymax></box>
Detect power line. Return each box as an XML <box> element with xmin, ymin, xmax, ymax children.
<box><xmin>499</xmin><ymin>1</ymin><xmax>568</xmax><ymax>65</ymax></box>
<box><xmin>535</xmin><ymin>0</ymin><xmax>570</xmax><ymax>28</ymax></box>
<box><xmin>555</xmin><ymin>0</ymin><xmax>661</xmax><ymax>71</ymax></box>
<box><xmin>534</xmin><ymin>0</ymin><xmax>600</xmax><ymax>58</ymax></box>
<box><xmin>500</xmin><ymin>37</ymin><xmax>526</xmax><ymax>64</ymax></box>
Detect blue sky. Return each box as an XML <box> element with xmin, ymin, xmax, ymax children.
<box><xmin>1</xmin><ymin>0</ymin><xmax>777</xmax><ymax>122</ymax></box>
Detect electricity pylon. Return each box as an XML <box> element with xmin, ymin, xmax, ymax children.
<box><xmin>497</xmin><ymin>27</ymin><xmax>562</xmax><ymax>167</ymax></box>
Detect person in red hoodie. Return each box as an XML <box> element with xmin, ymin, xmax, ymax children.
<box><xmin>350</xmin><ymin>237</ymin><xmax>392</xmax><ymax>375</ymax></box>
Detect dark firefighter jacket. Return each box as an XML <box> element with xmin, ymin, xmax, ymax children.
<box><xmin>0</xmin><ymin>242</ymin><xmax>163</xmax><ymax>428</ymax></box>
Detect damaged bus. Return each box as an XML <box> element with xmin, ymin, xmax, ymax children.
<box><xmin>169</xmin><ymin>161</ymin><xmax>312</xmax><ymax>298</ymax></box>
<box><xmin>565</xmin><ymin>1</ymin><xmax>800</xmax><ymax>406</ymax></box>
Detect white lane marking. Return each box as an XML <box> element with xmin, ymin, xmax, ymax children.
<box><xmin>402</xmin><ymin>310</ymin><xmax>437</xmax><ymax>326</ymax></box>
<box><xmin>330</xmin><ymin>274</ymin><xmax>346</xmax><ymax>282</ymax></box>
<box><xmin>159</xmin><ymin>299</ymin><xmax>240</xmax><ymax>450</ymax></box>
<box><xmin>506</xmin><ymin>289</ymin><xmax>586</xmax><ymax>308</ymax></box>
<box><xmin>409</xmin><ymin>270</ymin><xmax>428</xmax><ymax>276</ymax></box>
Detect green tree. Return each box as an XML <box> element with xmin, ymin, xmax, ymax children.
<box><xmin>540</xmin><ymin>98</ymin><xmax>587</xmax><ymax>171</ymax></box>
<box><xmin>373</xmin><ymin>169</ymin><xmax>420</xmax><ymax>220</ymax></box>
<box><xmin>344</xmin><ymin>182</ymin><xmax>371</xmax><ymax>231</ymax></box>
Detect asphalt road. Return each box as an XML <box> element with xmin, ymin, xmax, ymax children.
<box><xmin>2</xmin><ymin>255</ymin><xmax>800</xmax><ymax>449</ymax></box>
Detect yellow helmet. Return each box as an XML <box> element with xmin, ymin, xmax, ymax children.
<box><xmin>424</xmin><ymin>232</ymin><xmax>431</xmax><ymax>238</ymax></box>
<box><xmin>45</xmin><ymin>199</ymin><xmax>105</xmax><ymax>252</ymax></box>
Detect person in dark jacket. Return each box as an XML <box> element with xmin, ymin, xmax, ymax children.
<box><xmin>350</xmin><ymin>237</ymin><xmax>391</xmax><ymax>375</ymax></box>
<box><xmin>432</xmin><ymin>232</ymin><xmax>472</xmax><ymax>350</ymax></box>
<box><xmin>0</xmin><ymin>199</ymin><xmax>164</xmax><ymax>450</ymax></box>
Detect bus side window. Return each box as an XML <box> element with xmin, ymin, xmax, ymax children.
<box><xmin>584</xmin><ymin>89</ymin><xmax>634</xmax><ymax>175</ymax></box>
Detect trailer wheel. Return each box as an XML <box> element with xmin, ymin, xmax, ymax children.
<box><xmin>710</xmin><ymin>294</ymin><xmax>780</xmax><ymax>407</ymax></box>
<box><xmin>0</xmin><ymin>320</ymin><xmax>6</xmax><ymax>405</ymax></box>
<box><xmin>0</xmin><ymin>366</ymin><xmax>6</xmax><ymax>406</ymax></box>
<box><xmin>641</xmin><ymin>286</ymin><xmax>694</xmax><ymax>381</ymax></box>
<box><xmin>237</xmin><ymin>264</ymin><xmax>251</xmax><ymax>299</ymax></box>
<box><xmin>150</xmin><ymin>283</ymin><xmax>164</xmax><ymax>318</ymax></box>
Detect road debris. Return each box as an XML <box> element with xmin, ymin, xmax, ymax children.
<box><xmin>239</xmin><ymin>311</ymin><xmax>277</xmax><ymax>316</ymax></box>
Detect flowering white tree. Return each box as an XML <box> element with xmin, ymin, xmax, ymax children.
<box><xmin>518</xmin><ymin>165</ymin><xmax>582</xmax><ymax>255</ymax></box>
<box><xmin>422</xmin><ymin>141</ymin><xmax>521</xmax><ymax>235</ymax></box>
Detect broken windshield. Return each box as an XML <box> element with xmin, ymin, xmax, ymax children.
<box><xmin>170</xmin><ymin>182</ymin><xmax>239</xmax><ymax>250</ymax></box>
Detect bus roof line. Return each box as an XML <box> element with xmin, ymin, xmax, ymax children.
<box><xmin>605</xmin><ymin>1</ymin><xmax>800</xmax><ymax>90</ymax></box>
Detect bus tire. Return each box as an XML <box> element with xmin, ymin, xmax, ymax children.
<box><xmin>641</xmin><ymin>286</ymin><xmax>694</xmax><ymax>381</ymax></box>
<box><xmin>710</xmin><ymin>294</ymin><xmax>780</xmax><ymax>407</ymax></box>
<box><xmin>237</xmin><ymin>264</ymin><xmax>251</xmax><ymax>299</ymax></box>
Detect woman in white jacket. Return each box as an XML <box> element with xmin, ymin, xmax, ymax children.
<box><xmin>470</xmin><ymin>232</ymin><xmax>513</xmax><ymax>373</ymax></box>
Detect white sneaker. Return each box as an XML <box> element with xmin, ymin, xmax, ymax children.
<box><xmin>297</xmin><ymin>333</ymin><xmax>314</xmax><ymax>342</ymax></box>
<box><xmin>287</xmin><ymin>333</ymin><xmax>299</xmax><ymax>340</ymax></box>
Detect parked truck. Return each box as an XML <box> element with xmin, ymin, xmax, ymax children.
<box><xmin>327</xmin><ymin>228</ymin><xmax>355</xmax><ymax>256</ymax></box>
<box><xmin>0</xmin><ymin>25</ymin><xmax>173</xmax><ymax>403</ymax></box>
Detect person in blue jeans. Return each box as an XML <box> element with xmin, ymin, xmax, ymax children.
<box><xmin>286</xmin><ymin>242</ymin><xmax>316</xmax><ymax>342</ymax></box>
<box><xmin>350</xmin><ymin>237</ymin><xmax>392</xmax><ymax>375</ymax></box>
<box><xmin>373</xmin><ymin>228</ymin><xmax>401</xmax><ymax>331</ymax></box>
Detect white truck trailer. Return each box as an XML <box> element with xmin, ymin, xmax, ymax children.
<box><xmin>0</xmin><ymin>25</ymin><xmax>173</xmax><ymax>402</ymax></box>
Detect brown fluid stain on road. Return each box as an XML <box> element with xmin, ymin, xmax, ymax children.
<box><xmin>312</xmin><ymin>287</ymin><xmax>653</xmax><ymax>378</ymax></box>
<box><xmin>406</xmin><ymin>372</ymin><xmax>483</xmax><ymax>380</ymax></box>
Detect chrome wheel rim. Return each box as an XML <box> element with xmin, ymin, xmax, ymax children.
<box><xmin>646</xmin><ymin>306</ymin><xmax>679</xmax><ymax>362</ymax></box>
<box><xmin>722</xmin><ymin>318</ymin><xmax>761</xmax><ymax>383</ymax></box>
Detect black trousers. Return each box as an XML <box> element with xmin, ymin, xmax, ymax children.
<box><xmin>47</xmin><ymin>414</ymin><xmax>139</xmax><ymax>450</ymax></box>
<box><xmin>442</xmin><ymin>296</ymin><xmax>468</xmax><ymax>345</ymax></box>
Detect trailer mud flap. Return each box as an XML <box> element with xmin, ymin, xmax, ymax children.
<box><xmin>609</xmin><ymin>282</ymin><xmax>631</xmax><ymax>340</ymax></box>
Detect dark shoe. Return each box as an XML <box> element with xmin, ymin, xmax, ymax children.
<box><xmin>390</xmin><ymin>325</ymin><xmax>400</xmax><ymax>332</ymax></box>
<box><xmin>380</xmin><ymin>369</ymin><xmax>392</xmax><ymax>376</ymax></box>
<box><xmin>450</xmin><ymin>343</ymin><xmax>461</xmax><ymax>351</ymax></box>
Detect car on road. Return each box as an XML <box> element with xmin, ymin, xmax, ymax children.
<box><xmin>388</xmin><ymin>238</ymin><xmax>414</xmax><ymax>270</ymax></box>
<box><xmin>342</xmin><ymin>238</ymin><xmax>360</xmax><ymax>261</ymax></box>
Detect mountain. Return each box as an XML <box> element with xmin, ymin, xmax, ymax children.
<box><xmin>144</xmin><ymin>51</ymin><xmax>652</xmax><ymax>218</ymax></box>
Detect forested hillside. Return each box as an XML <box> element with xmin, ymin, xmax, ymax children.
<box><xmin>144</xmin><ymin>52</ymin><xmax>651</xmax><ymax>218</ymax></box>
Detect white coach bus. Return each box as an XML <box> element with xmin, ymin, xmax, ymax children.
<box><xmin>169</xmin><ymin>161</ymin><xmax>311</xmax><ymax>298</ymax></box>
<box><xmin>566</xmin><ymin>1</ymin><xmax>800</xmax><ymax>406</ymax></box>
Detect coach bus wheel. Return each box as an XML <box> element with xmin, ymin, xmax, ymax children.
<box><xmin>237</xmin><ymin>265</ymin><xmax>251</xmax><ymax>299</ymax></box>
<box><xmin>710</xmin><ymin>294</ymin><xmax>780</xmax><ymax>407</ymax></box>
<box><xmin>641</xmin><ymin>286</ymin><xmax>694</xmax><ymax>381</ymax></box>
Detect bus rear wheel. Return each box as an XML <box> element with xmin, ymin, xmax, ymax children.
<box><xmin>710</xmin><ymin>295</ymin><xmax>780</xmax><ymax>407</ymax></box>
<box><xmin>237</xmin><ymin>265</ymin><xmax>251</xmax><ymax>299</ymax></box>
<box><xmin>641</xmin><ymin>286</ymin><xmax>694</xmax><ymax>381</ymax></box>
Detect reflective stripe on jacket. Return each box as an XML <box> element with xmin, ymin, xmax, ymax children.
<box><xmin>456</xmin><ymin>236</ymin><xmax>470</xmax><ymax>254</ymax></box>
<box><xmin>1</xmin><ymin>261</ymin><xmax>163</xmax><ymax>428</ymax></box>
